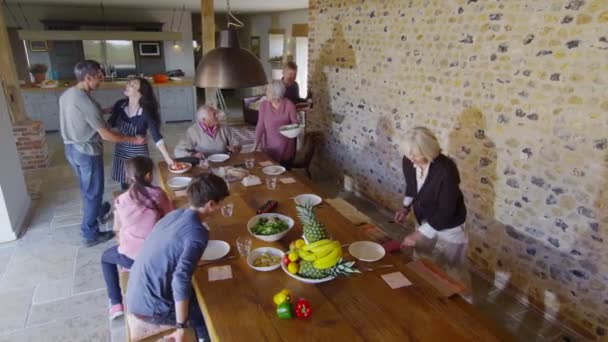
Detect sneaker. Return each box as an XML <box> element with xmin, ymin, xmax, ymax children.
<box><xmin>109</xmin><ymin>303</ymin><xmax>124</xmax><ymax>320</ymax></box>
<box><xmin>82</xmin><ymin>231</ymin><xmax>115</xmax><ymax>247</ymax></box>
<box><xmin>99</xmin><ymin>202</ymin><xmax>113</xmax><ymax>224</ymax></box>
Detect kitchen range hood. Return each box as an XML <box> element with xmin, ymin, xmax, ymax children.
<box><xmin>195</xmin><ymin>28</ymin><xmax>267</xmax><ymax>89</ymax></box>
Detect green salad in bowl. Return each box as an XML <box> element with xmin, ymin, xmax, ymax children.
<box><xmin>247</xmin><ymin>213</ymin><xmax>294</xmax><ymax>242</ymax></box>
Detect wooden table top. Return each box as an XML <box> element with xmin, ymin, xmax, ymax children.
<box><xmin>157</xmin><ymin>153</ymin><xmax>513</xmax><ymax>342</ymax></box>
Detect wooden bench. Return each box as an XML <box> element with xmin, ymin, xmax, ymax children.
<box><xmin>119</xmin><ymin>272</ymin><xmax>197</xmax><ymax>342</ymax></box>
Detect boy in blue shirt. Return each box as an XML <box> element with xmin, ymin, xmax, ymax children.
<box><xmin>126</xmin><ymin>174</ymin><xmax>229</xmax><ymax>341</ymax></box>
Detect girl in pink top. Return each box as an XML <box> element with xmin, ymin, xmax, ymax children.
<box><xmin>100</xmin><ymin>156</ymin><xmax>173</xmax><ymax>320</ymax></box>
<box><xmin>254</xmin><ymin>80</ymin><xmax>299</xmax><ymax>163</ymax></box>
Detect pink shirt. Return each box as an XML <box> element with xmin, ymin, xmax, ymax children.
<box><xmin>115</xmin><ymin>186</ymin><xmax>173</xmax><ymax>259</ymax></box>
<box><xmin>255</xmin><ymin>98</ymin><xmax>299</xmax><ymax>162</ymax></box>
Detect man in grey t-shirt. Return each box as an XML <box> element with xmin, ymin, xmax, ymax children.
<box><xmin>60</xmin><ymin>60</ymin><xmax>145</xmax><ymax>247</ymax></box>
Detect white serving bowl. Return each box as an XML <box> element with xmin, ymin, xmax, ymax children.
<box><xmin>247</xmin><ymin>247</ymin><xmax>284</xmax><ymax>272</ymax></box>
<box><xmin>280</xmin><ymin>261</ymin><xmax>335</xmax><ymax>284</ymax></box>
<box><xmin>279</xmin><ymin>124</ymin><xmax>303</xmax><ymax>139</ymax></box>
<box><xmin>207</xmin><ymin>154</ymin><xmax>230</xmax><ymax>163</ymax></box>
<box><xmin>247</xmin><ymin>213</ymin><xmax>294</xmax><ymax>242</ymax></box>
<box><xmin>294</xmin><ymin>194</ymin><xmax>323</xmax><ymax>207</ymax></box>
<box><xmin>262</xmin><ymin>165</ymin><xmax>286</xmax><ymax>176</ymax></box>
<box><xmin>167</xmin><ymin>176</ymin><xmax>192</xmax><ymax>190</ymax></box>
<box><xmin>168</xmin><ymin>162</ymin><xmax>192</xmax><ymax>174</ymax></box>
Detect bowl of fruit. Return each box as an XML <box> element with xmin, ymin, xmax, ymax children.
<box><xmin>247</xmin><ymin>247</ymin><xmax>284</xmax><ymax>272</ymax></box>
<box><xmin>281</xmin><ymin>238</ymin><xmax>359</xmax><ymax>284</ymax></box>
<box><xmin>168</xmin><ymin>162</ymin><xmax>192</xmax><ymax>174</ymax></box>
<box><xmin>247</xmin><ymin>214</ymin><xmax>294</xmax><ymax>242</ymax></box>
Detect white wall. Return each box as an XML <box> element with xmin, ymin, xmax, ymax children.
<box><xmin>0</xmin><ymin>84</ymin><xmax>31</xmax><ymax>243</ymax></box>
<box><xmin>3</xmin><ymin>4</ymin><xmax>195</xmax><ymax>78</ymax></box>
<box><xmin>243</xmin><ymin>9</ymin><xmax>308</xmax><ymax>81</ymax></box>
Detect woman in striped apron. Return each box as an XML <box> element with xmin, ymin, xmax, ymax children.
<box><xmin>109</xmin><ymin>77</ymin><xmax>174</xmax><ymax>190</ymax></box>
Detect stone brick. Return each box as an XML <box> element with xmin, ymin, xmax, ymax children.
<box><xmin>308</xmin><ymin>0</ymin><xmax>608</xmax><ymax>338</ymax></box>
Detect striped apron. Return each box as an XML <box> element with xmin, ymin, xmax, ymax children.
<box><xmin>111</xmin><ymin>113</ymin><xmax>149</xmax><ymax>184</ymax></box>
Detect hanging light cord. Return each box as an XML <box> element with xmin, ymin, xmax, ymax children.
<box><xmin>176</xmin><ymin>4</ymin><xmax>185</xmax><ymax>31</ymax></box>
<box><xmin>226</xmin><ymin>0</ymin><xmax>244</xmax><ymax>29</ymax></box>
<box><xmin>169</xmin><ymin>7</ymin><xmax>176</xmax><ymax>31</ymax></box>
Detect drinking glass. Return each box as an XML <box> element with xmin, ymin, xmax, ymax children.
<box><xmin>221</xmin><ymin>203</ymin><xmax>234</xmax><ymax>217</ymax></box>
<box><xmin>199</xmin><ymin>158</ymin><xmax>210</xmax><ymax>170</ymax></box>
<box><xmin>245</xmin><ymin>158</ymin><xmax>256</xmax><ymax>169</ymax></box>
<box><xmin>266</xmin><ymin>176</ymin><xmax>277</xmax><ymax>190</ymax></box>
<box><xmin>236</xmin><ymin>236</ymin><xmax>252</xmax><ymax>257</ymax></box>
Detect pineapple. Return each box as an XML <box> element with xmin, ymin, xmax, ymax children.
<box><xmin>298</xmin><ymin>259</ymin><xmax>360</xmax><ymax>279</ymax></box>
<box><xmin>296</xmin><ymin>204</ymin><xmax>329</xmax><ymax>243</ymax></box>
<box><xmin>299</xmin><ymin>260</ymin><xmax>327</xmax><ymax>279</ymax></box>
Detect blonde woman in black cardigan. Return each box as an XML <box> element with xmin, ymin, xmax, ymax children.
<box><xmin>394</xmin><ymin>127</ymin><xmax>467</xmax><ymax>265</ymax></box>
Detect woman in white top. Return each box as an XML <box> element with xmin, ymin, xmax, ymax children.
<box><xmin>394</xmin><ymin>127</ymin><xmax>467</xmax><ymax>265</ymax></box>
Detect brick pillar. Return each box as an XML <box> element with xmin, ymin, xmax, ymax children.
<box><xmin>12</xmin><ymin>120</ymin><xmax>50</xmax><ymax>170</ymax></box>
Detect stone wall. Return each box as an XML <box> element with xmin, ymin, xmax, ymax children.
<box><xmin>12</xmin><ymin>120</ymin><xmax>50</xmax><ymax>170</ymax></box>
<box><xmin>308</xmin><ymin>0</ymin><xmax>607</xmax><ymax>338</ymax></box>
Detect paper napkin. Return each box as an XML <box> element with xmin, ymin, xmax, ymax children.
<box><xmin>208</xmin><ymin>265</ymin><xmax>233</xmax><ymax>282</ymax></box>
<box><xmin>381</xmin><ymin>272</ymin><xmax>412</xmax><ymax>289</ymax></box>
<box><xmin>279</xmin><ymin>177</ymin><xmax>296</xmax><ymax>184</ymax></box>
<box><xmin>259</xmin><ymin>161</ymin><xmax>274</xmax><ymax>167</ymax></box>
<box><xmin>174</xmin><ymin>189</ymin><xmax>187</xmax><ymax>197</ymax></box>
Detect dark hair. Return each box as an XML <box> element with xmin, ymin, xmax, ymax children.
<box><xmin>125</xmin><ymin>156</ymin><xmax>161</xmax><ymax>214</ymax></box>
<box><xmin>284</xmin><ymin>61</ymin><xmax>298</xmax><ymax>71</ymax></box>
<box><xmin>187</xmin><ymin>174</ymin><xmax>230</xmax><ymax>208</ymax></box>
<box><xmin>74</xmin><ymin>60</ymin><xmax>101</xmax><ymax>82</ymax></box>
<box><xmin>133</xmin><ymin>77</ymin><xmax>161</xmax><ymax>127</ymax></box>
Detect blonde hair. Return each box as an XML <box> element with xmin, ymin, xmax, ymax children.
<box><xmin>266</xmin><ymin>80</ymin><xmax>286</xmax><ymax>101</ymax></box>
<box><xmin>400</xmin><ymin>126</ymin><xmax>441</xmax><ymax>161</ymax></box>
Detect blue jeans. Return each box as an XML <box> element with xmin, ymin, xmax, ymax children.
<box><xmin>101</xmin><ymin>245</ymin><xmax>134</xmax><ymax>305</ymax></box>
<box><xmin>141</xmin><ymin>291</ymin><xmax>209</xmax><ymax>340</ymax></box>
<box><xmin>64</xmin><ymin>144</ymin><xmax>105</xmax><ymax>242</ymax></box>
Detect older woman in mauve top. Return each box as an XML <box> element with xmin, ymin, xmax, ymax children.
<box><xmin>254</xmin><ymin>80</ymin><xmax>299</xmax><ymax>164</ymax></box>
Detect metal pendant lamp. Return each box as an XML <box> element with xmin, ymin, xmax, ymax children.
<box><xmin>195</xmin><ymin>1</ymin><xmax>267</xmax><ymax>89</ymax></box>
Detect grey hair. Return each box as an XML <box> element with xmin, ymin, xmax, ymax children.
<box><xmin>74</xmin><ymin>60</ymin><xmax>102</xmax><ymax>82</ymax></box>
<box><xmin>196</xmin><ymin>105</ymin><xmax>217</xmax><ymax>121</ymax></box>
<box><xmin>266</xmin><ymin>80</ymin><xmax>286</xmax><ymax>101</ymax></box>
<box><xmin>400</xmin><ymin>126</ymin><xmax>441</xmax><ymax>162</ymax></box>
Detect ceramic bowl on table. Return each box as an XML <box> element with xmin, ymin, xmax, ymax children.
<box><xmin>167</xmin><ymin>176</ymin><xmax>192</xmax><ymax>190</ymax></box>
<box><xmin>168</xmin><ymin>162</ymin><xmax>192</xmax><ymax>174</ymax></box>
<box><xmin>280</xmin><ymin>262</ymin><xmax>335</xmax><ymax>284</ymax></box>
<box><xmin>200</xmin><ymin>240</ymin><xmax>231</xmax><ymax>261</ymax></box>
<box><xmin>207</xmin><ymin>154</ymin><xmax>230</xmax><ymax>163</ymax></box>
<box><xmin>294</xmin><ymin>194</ymin><xmax>323</xmax><ymax>207</ymax></box>
<box><xmin>279</xmin><ymin>124</ymin><xmax>303</xmax><ymax>139</ymax></box>
<box><xmin>262</xmin><ymin>165</ymin><xmax>286</xmax><ymax>176</ymax></box>
<box><xmin>348</xmin><ymin>241</ymin><xmax>386</xmax><ymax>262</ymax></box>
<box><xmin>247</xmin><ymin>247</ymin><xmax>284</xmax><ymax>272</ymax></box>
<box><xmin>247</xmin><ymin>213</ymin><xmax>294</xmax><ymax>242</ymax></box>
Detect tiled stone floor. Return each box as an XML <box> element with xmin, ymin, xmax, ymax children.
<box><xmin>0</xmin><ymin>119</ymin><xmax>587</xmax><ymax>341</ymax></box>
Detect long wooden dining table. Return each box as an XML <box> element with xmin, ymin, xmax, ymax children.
<box><xmin>158</xmin><ymin>152</ymin><xmax>513</xmax><ymax>342</ymax></box>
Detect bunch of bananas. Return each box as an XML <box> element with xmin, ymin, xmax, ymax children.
<box><xmin>297</xmin><ymin>239</ymin><xmax>343</xmax><ymax>270</ymax></box>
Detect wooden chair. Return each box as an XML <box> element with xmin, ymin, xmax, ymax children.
<box><xmin>292</xmin><ymin>131</ymin><xmax>323</xmax><ymax>179</ymax></box>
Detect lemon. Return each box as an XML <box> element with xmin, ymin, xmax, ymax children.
<box><xmin>287</xmin><ymin>262</ymin><xmax>299</xmax><ymax>274</ymax></box>
<box><xmin>273</xmin><ymin>292</ymin><xmax>287</xmax><ymax>305</ymax></box>
<box><xmin>288</xmin><ymin>251</ymin><xmax>299</xmax><ymax>262</ymax></box>
<box><xmin>295</xmin><ymin>239</ymin><xmax>306</xmax><ymax>249</ymax></box>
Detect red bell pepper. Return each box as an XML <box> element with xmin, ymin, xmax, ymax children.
<box><xmin>295</xmin><ymin>298</ymin><xmax>312</xmax><ymax>319</ymax></box>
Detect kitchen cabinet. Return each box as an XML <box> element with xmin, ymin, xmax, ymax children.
<box><xmin>158</xmin><ymin>86</ymin><xmax>196</xmax><ymax>123</ymax></box>
<box><xmin>20</xmin><ymin>82</ymin><xmax>196</xmax><ymax>132</ymax></box>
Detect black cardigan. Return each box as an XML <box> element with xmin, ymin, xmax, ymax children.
<box><xmin>402</xmin><ymin>154</ymin><xmax>467</xmax><ymax>231</ymax></box>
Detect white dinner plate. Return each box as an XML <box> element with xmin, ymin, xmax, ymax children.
<box><xmin>167</xmin><ymin>177</ymin><xmax>192</xmax><ymax>189</ymax></box>
<box><xmin>262</xmin><ymin>165</ymin><xmax>286</xmax><ymax>176</ymax></box>
<box><xmin>201</xmin><ymin>240</ymin><xmax>231</xmax><ymax>261</ymax></box>
<box><xmin>348</xmin><ymin>241</ymin><xmax>386</xmax><ymax>262</ymax></box>
<box><xmin>168</xmin><ymin>162</ymin><xmax>192</xmax><ymax>174</ymax></box>
<box><xmin>294</xmin><ymin>194</ymin><xmax>323</xmax><ymax>207</ymax></box>
<box><xmin>207</xmin><ymin>154</ymin><xmax>230</xmax><ymax>163</ymax></box>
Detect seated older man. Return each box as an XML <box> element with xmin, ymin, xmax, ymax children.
<box><xmin>174</xmin><ymin>105</ymin><xmax>241</xmax><ymax>158</ymax></box>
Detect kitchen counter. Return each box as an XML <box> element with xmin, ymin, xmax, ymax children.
<box><xmin>21</xmin><ymin>79</ymin><xmax>194</xmax><ymax>92</ymax></box>
<box><xmin>20</xmin><ymin>79</ymin><xmax>197</xmax><ymax>131</ymax></box>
